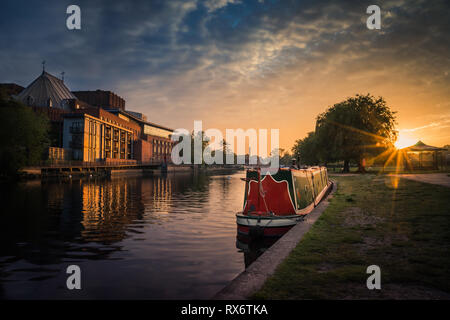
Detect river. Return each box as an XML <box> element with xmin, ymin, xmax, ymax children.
<box><xmin>0</xmin><ymin>170</ymin><xmax>270</xmax><ymax>299</ymax></box>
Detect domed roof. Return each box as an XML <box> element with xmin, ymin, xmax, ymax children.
<box><xmin>15</xmin><ymin>71</ymin><xmax>76</xmax><ymax>110</ymax></box>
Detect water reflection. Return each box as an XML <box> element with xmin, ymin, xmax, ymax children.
<box><xmin>0</xmin><ymin>173</ymin><xmax>282</xmax><ymax>299</ymax></box>
<box><xmin>0</xmin><ymin>171</ymin><xmax>280</xmax><ymax>299</ymax></box>
<box><xmin>236</xmin><ymin>235</ymin><xmax>279</xmax><ymax>268</ymax></box>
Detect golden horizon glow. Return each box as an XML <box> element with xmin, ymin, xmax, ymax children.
<box><xmin>394</xmin><ymin>133</ymin><xmax>417</xmax><ymax>150</ymax></box>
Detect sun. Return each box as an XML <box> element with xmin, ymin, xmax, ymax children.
<box><xmin>394</xmin><ymin>133</ymin><xmax>416</xmax><ymax>149</ymax></box>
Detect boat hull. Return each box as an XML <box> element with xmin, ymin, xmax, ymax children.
<box><xmin>236</xmin><ymin>213</ymin><xmax>304</xmax><ymax>237</ymax></box>
<box><xmin>236</xmin><ymin>166</ymin><xmax>332</xmax><ymax>238</ymax></box>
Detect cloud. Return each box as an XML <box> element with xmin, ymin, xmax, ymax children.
<box><xmin>400</xmin><ymin>113</ymin><xmax>450</xmax><ymax>132</ymax></box>
<box><xmin>400</xmin><ymin>121</ymin><xmax>450</xmax><ymax>133</ymax></box>
<box><xmin>203</xmin><ymin>0</ymin><xmax>241</xmax><ymax>12</ymax></box>
<box><xmin>0</xmin><ymin>0</ymin><xmax>449</xmax><ymax>147</ymax></box>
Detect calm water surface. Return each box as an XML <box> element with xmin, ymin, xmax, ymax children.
<box><xmin>0</xmin><ymin>170</ymin><xmax>265</xmax><ymax>299</ymax></box>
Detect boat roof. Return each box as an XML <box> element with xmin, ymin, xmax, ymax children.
<box><xmin>247</xmin><ymin>166</ymin><xmax>327</xmax><ymax>173</ymax></box>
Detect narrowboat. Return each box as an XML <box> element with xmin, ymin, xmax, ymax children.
<box><xmin>236</xmin><ymin>166</ymin><xmax>332</xmax><ymax>237</ymax></box>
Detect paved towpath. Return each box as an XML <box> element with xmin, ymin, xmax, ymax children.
<box><xmin>389</xmin><ymin>173</ymin><xmax>450</xmax><ymax>188</ymax></box>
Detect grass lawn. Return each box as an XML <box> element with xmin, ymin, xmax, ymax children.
<box><xmin>252</xmin><ymin>174</ymin><xmax>450</xmax><ymax>299</ymax></box>
<box><xmin>326</xmin><ymin>166</ymin><xmax>450</xmax><ymax>174</ymax></box>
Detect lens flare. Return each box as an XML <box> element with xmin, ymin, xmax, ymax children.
<box><xmin>394</xmin><ymin>134</ymin><xmax>416</xmax><ymax>149</ymax></box>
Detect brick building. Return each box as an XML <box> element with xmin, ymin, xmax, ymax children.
<box><xmin>105</xmin><ymin>109</ymin><xmax>174</xmax><ymax>163</ymax></box>
<box><xmin>72</xmin><ymin>90</ymin><xmax>125</xmax><ymax>111</ymax></box>
<box><xmin>63</xmin><ymin>110</ymin><xmax>139</xmax><ymax>162</ymax></box>
<box><xmin>7</xmin><ymin>70</ymin><xmax>175</xmax><ymax>164</ymax></box>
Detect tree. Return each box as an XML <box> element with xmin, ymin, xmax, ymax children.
<box><xmin>279</xmin><ymin>151</ymin><xmax>292</xmax><ymax>166</ymax></box>
<box><xmin>269</xmin><ymin>148</ymin><xmax>292</xmax><ymax>166</ymax></box>
<box><xmin>220</xmin><ymin>139</ymin><xmax>237</xmax><ymax>165</ymax></box>
<box><xmin>0</xmin><ymin>98</ymin><xmax>49</xmax><ymax>177</ymax></box>
<box><xmin>292</xmin><ymin>132</ymin><xmax>320</xmax><ymax>166</ymax></box>
<box><xmin>315</xmin><ymin>94</ymin><xmax>397</xmax><ymax>172</ymax></box>
<box><xmin>191</xmin><ymin>130</ymin><xmax>210</xmax><ymax>165</ymax></box>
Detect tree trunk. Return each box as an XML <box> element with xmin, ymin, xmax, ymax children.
<box><xmin>357</xmin><ymin>158</ymin><xmax>366</xmax><ymax>173</ymax></box>
<box><xmin>342</xmin><ymin>159</ymin><xmax>350</xmax><ymax>173</ymax></box>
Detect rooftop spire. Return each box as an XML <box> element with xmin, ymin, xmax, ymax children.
<box><xmin>42</xmin><ymin>60</ymin><xmax>46</xmax><ymax>73</ymax></box>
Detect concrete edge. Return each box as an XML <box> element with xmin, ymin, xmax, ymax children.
<box><xmin>213</xmin><ymin>181</ymin><xmax>338</xmax><ymax>300</ymax></box>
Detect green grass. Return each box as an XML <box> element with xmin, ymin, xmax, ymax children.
<box><xmin>368</xmin><ymin>166</ymin><xmax>450</xmax><ymax>174</ymax></box>
<box><xmin>252</xmin><ymin>175</ymin><xmax>450</xmax><ymax>299</ymax></box>
<box><xmin>326</xmin><ymin>165</ymin><xmax>450</xmax><ymax>174</ymax></box>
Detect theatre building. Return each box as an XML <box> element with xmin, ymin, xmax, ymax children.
<box><xmin>104</xmin><ymin>108</ymin><xmax>174</xmax><ymax>163</ymax></box>
<box><xmin>63</xmin><ymin>108</ymin><xmax>141</xmax><ymax>162</ymax></box>
<box><xmin>6</xmin><ymin>69</ymin><xmax>175</xmax><ymax>164</ymax></box>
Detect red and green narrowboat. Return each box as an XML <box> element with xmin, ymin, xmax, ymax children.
<box><xmin>236</xmin><ymin>167</ymin><xmax>332</xmax><ymax>237</ymax></box>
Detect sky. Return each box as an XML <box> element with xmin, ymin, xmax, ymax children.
<box><xmin>0</xmin><ymin>0</ymin><xmax>449</xmax><ymax>150</ymax></box>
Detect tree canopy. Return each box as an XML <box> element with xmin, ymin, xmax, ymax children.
<box><xmin>291</xmin><ymin>132</ymin><xmax>320</xmax><ymax>166</ymax></box>
<box><xmin>294</xmin><ymin>94</ymin><xmax>397</xmax><ymax>172</ymax></box>
<box><xmin>0</xmin><ymin>98</ymin><xmax>49</xmax><ymax>177</ymax></box>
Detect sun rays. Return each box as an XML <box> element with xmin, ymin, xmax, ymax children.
<box><xmin>394</xmin><ymin>133</ymin><xmax>416</xmax><ymax>149</ymax></box>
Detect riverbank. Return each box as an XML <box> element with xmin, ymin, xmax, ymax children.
<box><xmin>252</xmin><ymin>174</ymin><xmax>450</xmax><ymax>299</ymax></box>
<box><xmin>16</xmin><ymin>164</ymin><xmax>243</xmax><ymax>180</ymax></box>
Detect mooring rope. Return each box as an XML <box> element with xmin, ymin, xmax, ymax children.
<box><xmin>257</xmin><ymin>169</ymin><xmax>272</xmax><ymax>216</ymax></box>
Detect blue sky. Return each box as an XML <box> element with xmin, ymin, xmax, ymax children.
<box><xmin>1</xmin><ymin>0</ymin><xmax>449</xmax><ymax>148</ymax></box>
